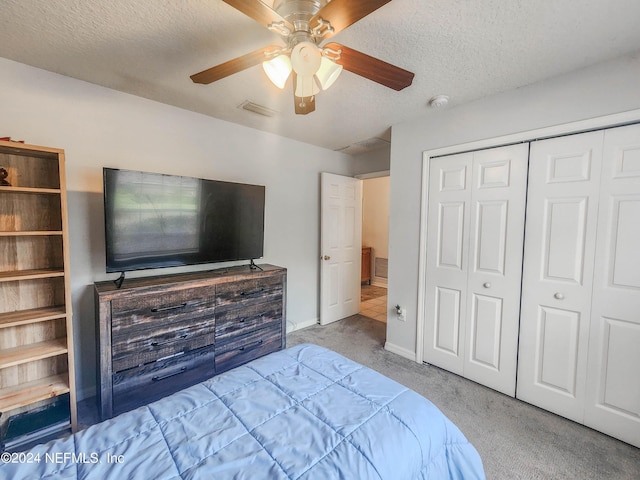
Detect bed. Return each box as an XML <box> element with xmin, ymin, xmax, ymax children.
<box><xmin>1</xmin><ymin>344</ymin><xmax>485</xmax><ymax>479</ymax></box>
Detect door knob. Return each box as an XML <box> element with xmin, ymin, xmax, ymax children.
<box><xmin>323</xmin><ymin>255</ymin><xmax>331</xmax><ymax>260</ymax></box>
<box><xmin>554</xmin><ymin>292</ymin><xmax>565</xmax><ymax>300</ymax></box>
<box><xmin>483</xmin><ymin>282</ymin><xmax>491</xmax><ymax>289</ymax></box>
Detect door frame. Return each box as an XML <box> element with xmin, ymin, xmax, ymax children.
<box><xmin>356</xmin><ymin>169</ymin><xmax>390</xmax><ymax>290</ymax></box>
<box><xmin>319</xmin><ymin>169</ymin><xmax>390</xmax><ymax>327</ymax></box>
<box><xmin>416</xmin><ymin>109</ymin><xmax>640</xmax><ymax>364</ymax></box>
<box><xmin>320</xmin><ymin>172</ymin><xmax>363</xmax><ymax>325</ymax></box>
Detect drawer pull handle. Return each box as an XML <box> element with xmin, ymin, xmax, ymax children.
<box><xmin>238</xmin><ymin>339</ymin><xmax>264</xmax><ymax>352</ymax></box>
<box><xmin>151</xmin><ymin>334</ymin><xmax>188</xmax><ymax>347</ymax></box>
<box><xmin>240</xmin><ymin>288</ymin><xmax>265</xmax><ymax>297</ymax></box>
<box><xmin>151</xmin><ymin>302</ymin><xmax>187</xmax><ymax>313</ymax></box>
<box><xmin>152</xmin><ymin>367</ymin><xmax>187</xmax><ymax>382</ymax></box>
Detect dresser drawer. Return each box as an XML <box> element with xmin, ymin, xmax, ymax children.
<box><xmin>112</xmin><ymin>346</ymin><xmax>216</xmax><ymax>415</ymax></box>
<box><xmin>112</xmin><ymin>317</ymin><xmax>215</xmax><ymax>372</ymax></box>
<box><xmin>215</xmin><ymin>323</ymin><xmax>283</xmax><ymax>373</ymax></box>
<box><xmin>110</xmin><ymin>285</ymin><xmax>216</xmax><ymax>371</ymax></box>
<box><xmin>111</xmin><ymin>285</ymin><xmax>217</xmax><ymax>333</ymax></box>
<box><xmin>215</xmin><ymin>276</ymin><xmax>283</xmax><ymax>310</ymax></box>
<box><xmin>215</xmin><ymin>299</ymin><xmax>282</xmax><ymax>344</ymax></box>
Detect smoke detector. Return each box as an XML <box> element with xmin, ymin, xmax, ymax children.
<box><xmin>428</xmin><ymin>95</ymin><xmax>449</xmax><ymax>108</ymax></box>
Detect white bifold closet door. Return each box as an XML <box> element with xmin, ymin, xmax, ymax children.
<box><xmin>423</xmin><ymin>144</ymin><xmax>528</xmax><ymax>396</ymax></box>
<box><xmin>517</xmin><ymin>130</ymin><xmax>604</xmax><ymax>421</ymax></box>
<box><xmin>585</xmin><ymin>124</ymin><xmax>640</xmax><ymax>447</ymax></box>
<box><xmin>518</xmin><ymin>123</ymin><xmax>640</xmax><ymax>448</ymax></box>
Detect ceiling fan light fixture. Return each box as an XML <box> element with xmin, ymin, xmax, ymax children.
<box><xmin>262</xmin><ymin>54</ymin><xmax>292</xmax><ymax>89</ymax></box>
<box><xmin>191</xmin><ymin>0</ymin><xmax>415</xmax><ymax>115</ymax></box>
<box><xmin>315</xmin><ymin>56</ymin><xmax>343</xmax><ymax>91</ymax></box>
<box><xmin>294</xmin><ymin>74</ymin><xmax>320</xmax><ymax>98</ymax></box>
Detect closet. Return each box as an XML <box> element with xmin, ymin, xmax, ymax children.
<box><xmin>422</xmin><ymin>123</ymin><xmax>640</xmax><ymax>447</ymax></box>
<box><xmin>517</xmin><ymin>124</ymin><xmax>640</xmax><ymax>448</ymax></box>
<box><xmin>423</xmin><ymin>143</ymin><xmax>528</xmax><ymax>396</ymax></box>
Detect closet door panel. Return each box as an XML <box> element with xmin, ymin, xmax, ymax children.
<box><xmin>469</xmin><ymin>293</ymin><xmax>502</xmax><ymax>368</ymax></box>
<box><xmin>434</xmin><ymin>287</ymin><xmax>463</xmax><ymax>356</ymax></box>
<box><xmin>535</xmin><ymin>306</ymin><xmax>581</xmax><ymax>395</ymax></box>
<box><xmin>474</xmin><ymin>200</ymin><xmax>508</xmax><ymax>274</ymax></box>
<box><xmin>609</xmin><ymin>198</ymin><xmax>640</xmax><ymax>287</ymax></box>
<box><xmin>424</xmin><ymin>153</ymin><xmax>472</xmax><ymax>374</ymax></box>
<box><xmin>464</xmin><ymin>144</ymin><xmax>528</xmax><ymax>396</ymax></box>
<box><xmin>544</xmin><ymin>198</ymin><xmax>589</xmax><ymax>283</ymax></box>
<box><xmin>517</xmin><ymin>131</ymin><xmax>603</xmax><ymax>421</ymax></box>
<box><xmin>585</xmin><ymin>123</ymin><xmax>640</xmax><ymax>447</ymax></box>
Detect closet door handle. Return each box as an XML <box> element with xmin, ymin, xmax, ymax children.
<box><xmin>483</xmin><ymin>282</ymin><xmax>491</xmax><ymax>289</ymax></box>
<box><xmin>554</xmin><ymin>292</ymin><xmax>565</xmax><ymax>300</ymax></box>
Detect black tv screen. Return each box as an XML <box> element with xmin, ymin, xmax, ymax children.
<box><xmin>103</xmin><ymin>168</ymin><xmax>265</xmax><ymax>273</ymax></box>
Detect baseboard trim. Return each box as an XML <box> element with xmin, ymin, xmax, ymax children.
<box><xmin>286</xmin><ymin>318</ymin><xmax>318</xmax><ymax>333</ymax></box>
<box><xmin>370</xmin><ymin>278</ymin><xmax>387</xmax><ymax>288</ymax></box>
<box><xmin>384</xmin><ymin>341</ymin><xmax>418</xmax><ymax>362</ymax></box>
<box><xmin>77</xmin><ymin>385</ymin><xmax>96</xmax><ymax>403</ymax></box>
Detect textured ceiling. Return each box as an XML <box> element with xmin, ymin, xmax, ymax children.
<box><xmin>1</xmin><ymin>0</ymin><xmax>640</xmax><ymax>153</ymax></box>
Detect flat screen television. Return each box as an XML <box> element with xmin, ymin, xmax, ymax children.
<box><xmin>103</xmin><ymin>168</ymin><xmax>265</xmax><ymax>273</ymax></box>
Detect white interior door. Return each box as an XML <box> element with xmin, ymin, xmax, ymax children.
<box><xmin>320</xmin><ymin>172</ymin><xmax>362</xmax><ymax>325</ymax></box>
<box><xmin>584</xmin><ymin>124</ymin><xmax>640</xmax><ymax>447</ymax></box>
<box><xmin>517</xmin><ymin>131</ymin><xmax>604</xmax><ymax>422</ymax></box>
<box><xmin>423</xmin><ymin>144</ymin><xmax>528</xmax><ymax>395</ymax></box>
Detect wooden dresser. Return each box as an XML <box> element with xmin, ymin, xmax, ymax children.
<box><xmin>94</xmin><ymin>264</ymin><xmax>286</xmax><ymax>419</ymax></box>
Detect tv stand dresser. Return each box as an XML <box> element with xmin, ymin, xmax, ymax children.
<box><xmin>94</xmin><ymin>264</ymin><xmax>286</xmax><ymax>419</ymax></box>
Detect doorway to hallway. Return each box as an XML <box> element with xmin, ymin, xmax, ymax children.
<box><xmin>360</xmin><ymin>285</ymin><xmax>387</xmax><ymax>323</ymax></box>
<box><xmin>359</xmin><ymin>173</ymin><xmax>389</xmax><ymax>323</ymax></box>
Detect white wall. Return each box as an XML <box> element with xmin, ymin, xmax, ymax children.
<box><xmin>386</xmin><ymin>51</ymin><xmax>640</xmax><ymax>358</ymax></box>
<box><xmin>362</xmin><ymin>176</ymin><xmax>389</xmax><ymax>285</ymax></box>
<box><xmin>351</xmin><ymin>146</ymin><xmax>391</xmax><ymax>175</ymax></box>
<box><xmin>0</xmin><ymin>57</ymin><xmax>356</xmax><ymax>399</ymax></box>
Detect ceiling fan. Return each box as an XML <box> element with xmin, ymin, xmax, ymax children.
<box><xmin>190</xmin><ymin>0</ymin><xmax>415</xmax><ymax>114</ymax></box>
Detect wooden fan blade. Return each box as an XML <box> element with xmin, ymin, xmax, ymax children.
<box><xmin>310</xmin><ymin>0</ymin><xmax>391</xmax><ymax>39</ymax></box>
<box><xmin>325</xmin><ymin>42</ymin><xmax>414</xmax><ymax>91</ymax></box>
<box><xmin>223</xmin><ymin>0</ymin><xmax>294</xmax><ymax>32</ymax></box>
<box><xmin>190</xmin><ymin>46</ymin><xmax>279</xmax><ymax>84</ymax></box>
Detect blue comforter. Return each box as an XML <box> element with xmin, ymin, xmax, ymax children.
<box><xmin>1</xmin><ymin>344</ymin><xmax>485</xmax><ymax>479</ymax></box>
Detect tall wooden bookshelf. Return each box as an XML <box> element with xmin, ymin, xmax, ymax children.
<box><xmin>0</xmin><ymin>139</ymin><xmax>76</xmax><ymax>450</ymax></box>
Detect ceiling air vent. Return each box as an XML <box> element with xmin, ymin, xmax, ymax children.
<box><xmin>238</xmin><ymin>101</ymin><xmax>278</xmax><ymax>117</ymax></box>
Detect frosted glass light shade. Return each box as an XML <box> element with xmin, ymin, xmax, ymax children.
<box><xmin>315</xmin><ymin>57</ymin><xmax>343</xmax><ymax>90</ymax></box>
<box><xmin>262</xmin><ymin>54</ymin><xmax>292</xmax><ymax>89</ymax></box>
<box><xmin>294</xmin><ymin>75</ymin><xmax>320</xmax><ymax>97</ymax></box>
<box><xmin>291</xmin><ymin>42</ymin><xmax>322</xmax><ymax>76</ymax></box>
